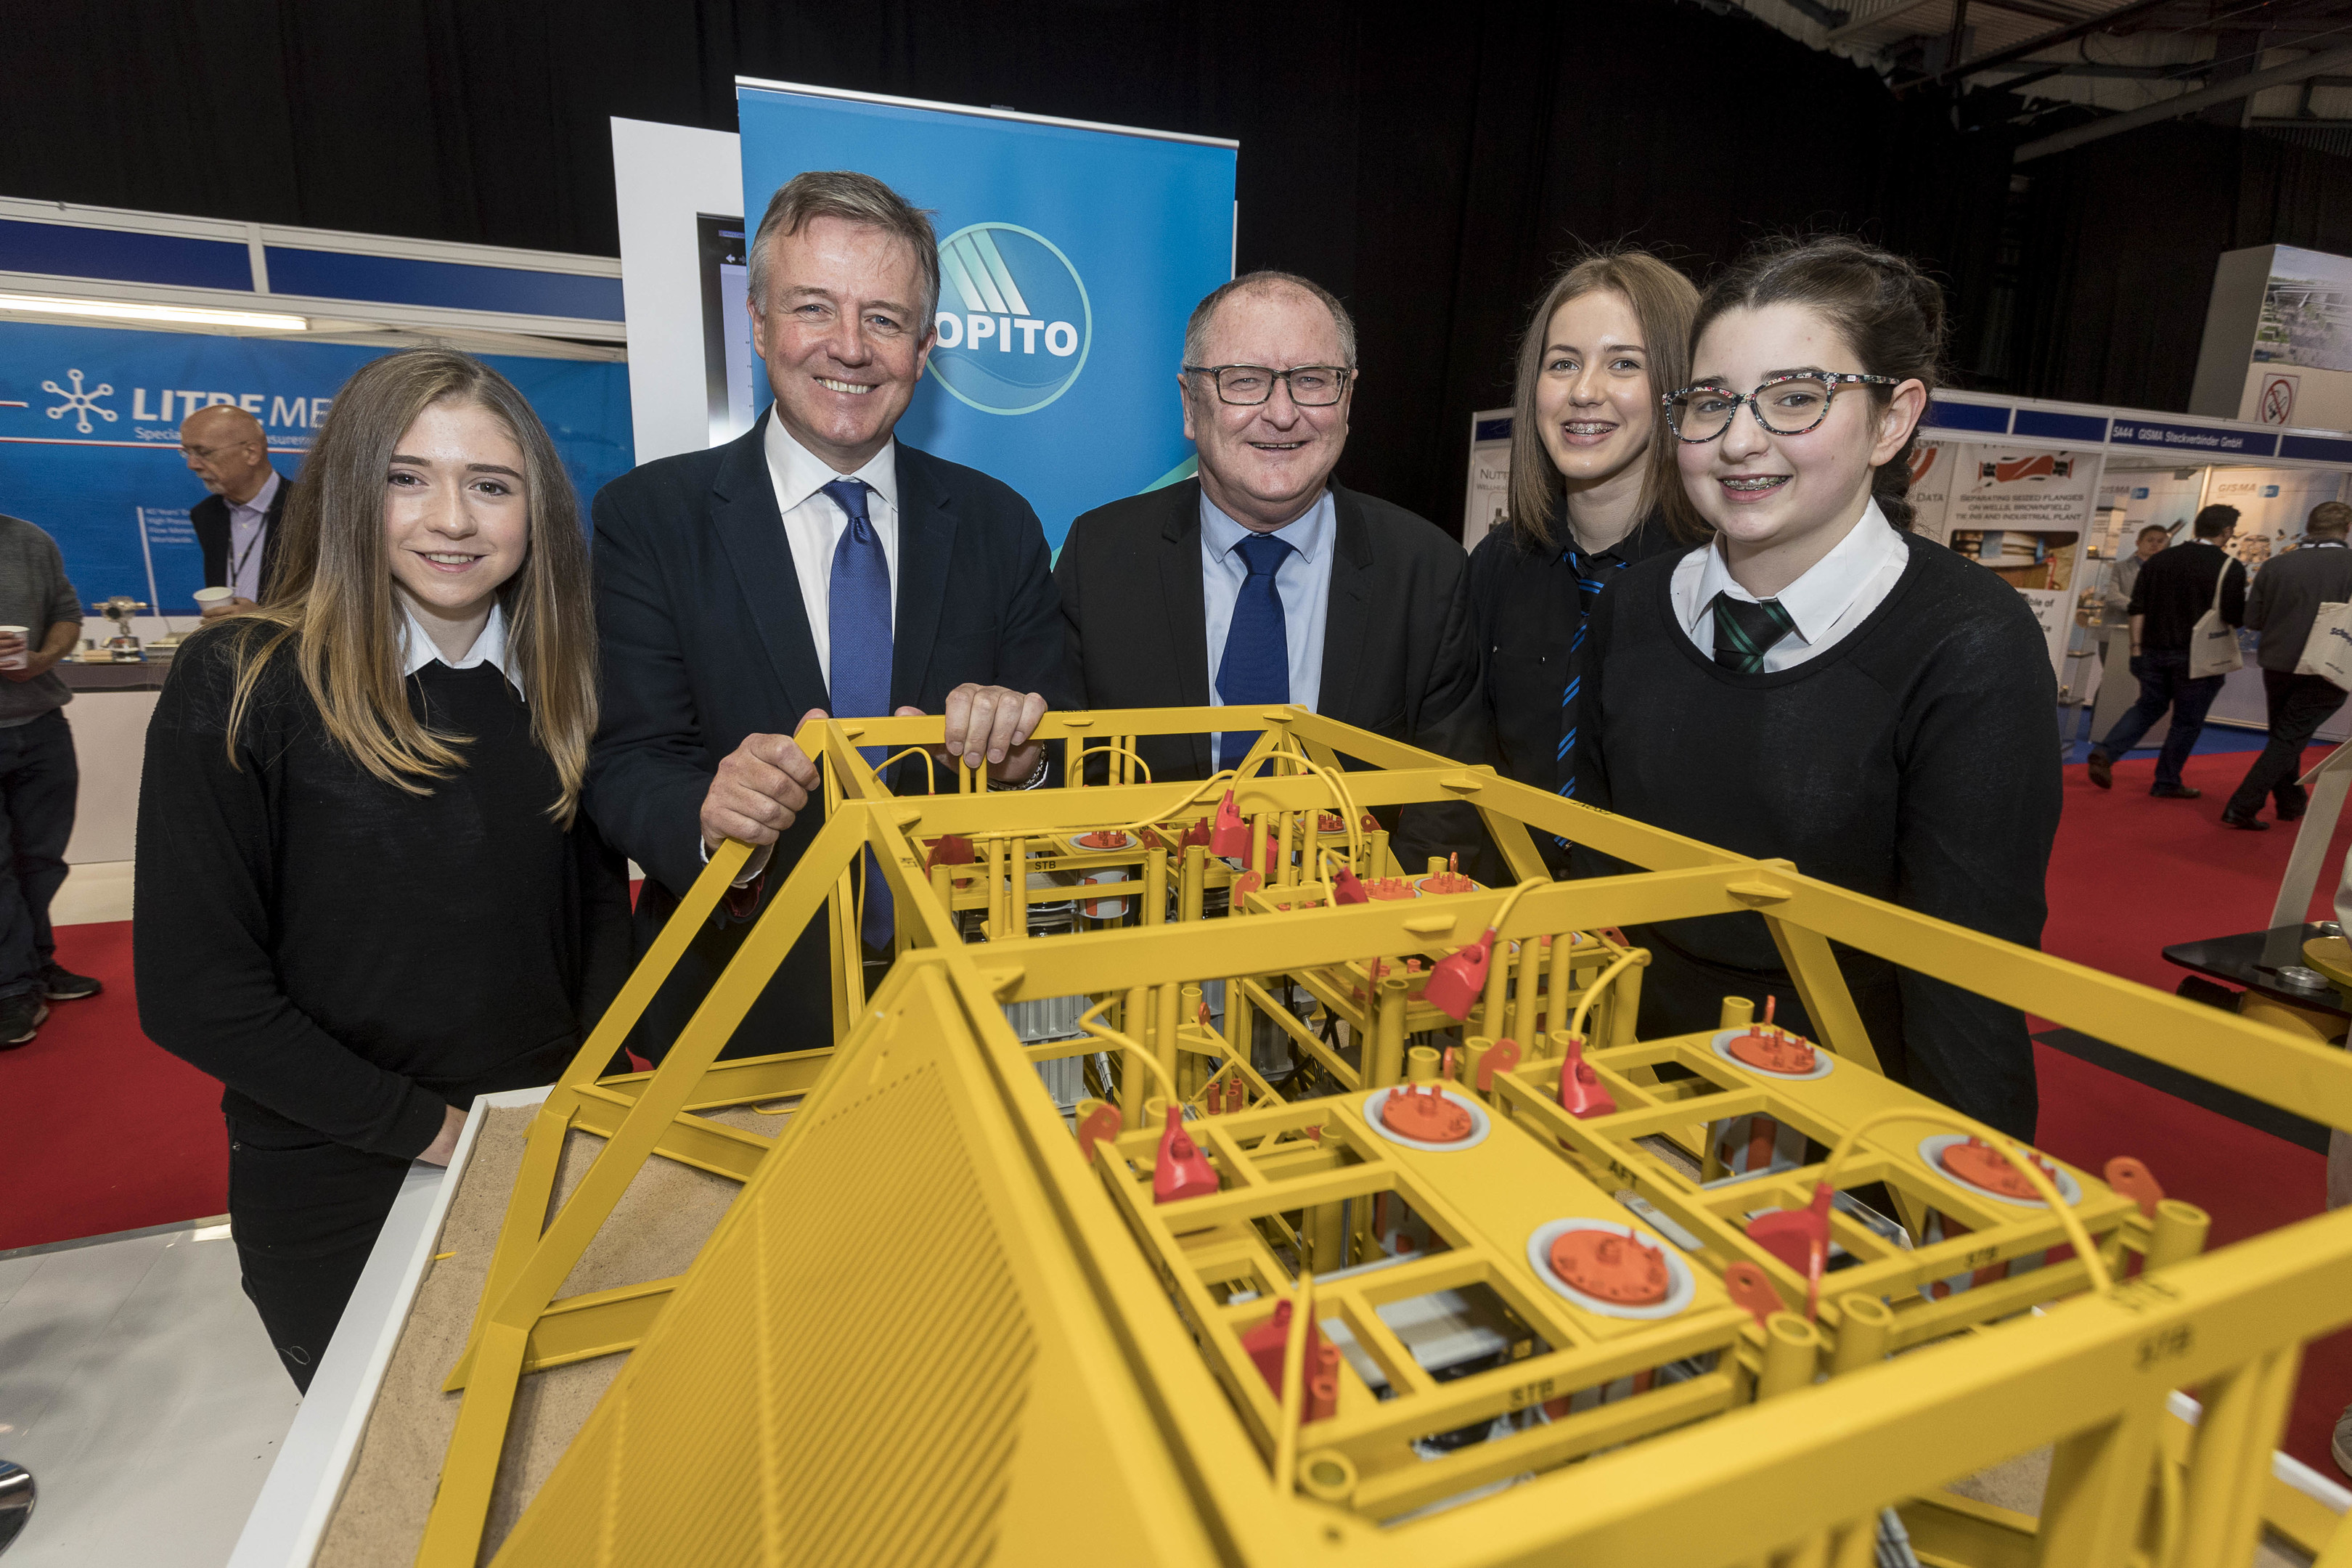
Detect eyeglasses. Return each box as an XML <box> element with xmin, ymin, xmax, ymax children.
<box><xmin>1184</xmin><ymin>364</ymin><xmax>1353</xmax><ymax>407</ymax></box>
<box><xmin>1662</xmin><ymin>372</ymin><xmax>1901</xmax><ymax>443</ymax></box>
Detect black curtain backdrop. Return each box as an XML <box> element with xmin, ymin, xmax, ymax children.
<box><xmin>3</xmin><ymin>0</ymin><xmax>2343</xmax><ymax>530</ymax></box>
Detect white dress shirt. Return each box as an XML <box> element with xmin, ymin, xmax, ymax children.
<box><xmin>1670</xmin><ymin>497</ymin><xmax>1909</xmax><ymax>673</ymax></box>
<box><xmin>762</xmin><ymin>415</ymin><xmax>899</xmax><ymax>694</ymax></box>
<box><xmin>1199</xmin><ymin>487</ymin><xmax>1336</xmax><ymax>713</ymax></box>
<box><xmin>397</xmin><ymin>599</ymin><xmax>523</xmax><ymax>697</ymax></box>
<box><xmin>227</xmin><ymin>468</ymin><xmax>281</xmax><ymax>602</ymax></box>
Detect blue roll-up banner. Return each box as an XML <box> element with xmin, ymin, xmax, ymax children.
<box><xmin>0</xmin><ymin>321</ymin><xmax>634</xmax><ymax>613</ymax></box>
<box><xmin>735</xmin><ymin>83</ymin><xmax>1237</xmax><ymax>551</ymax></box>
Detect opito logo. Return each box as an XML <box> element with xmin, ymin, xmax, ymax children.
<box><xmin>928</xmin><ymin>223</ymin><xmax>1090</xmax><ymax>416</ymax></box>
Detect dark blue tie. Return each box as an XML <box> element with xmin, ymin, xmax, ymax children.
<box><xmin>822</xmin><ymin>478</ymin><xmax>894</xmax><ymax>950</ymax></box>
<box><xmin>1214</xmin><ymin>531</ymin><xmax>1294</xmax><ymax>773</ymax></box>
<box><xmin>1555</xmin><ymin>541</ymin><xmax>1628</xmax><ymax>846</ymax></box>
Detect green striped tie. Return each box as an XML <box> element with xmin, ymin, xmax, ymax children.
<box><xmin>1712</xmin><ymin>592</ymin><xmax>1797</xmax><ymax>673</ymax></box>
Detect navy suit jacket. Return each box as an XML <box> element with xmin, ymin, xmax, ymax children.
<box><xmin>584</xmin><ymin>412</ymin><xmax>1069</xmax><ymax>1058</ymax></box>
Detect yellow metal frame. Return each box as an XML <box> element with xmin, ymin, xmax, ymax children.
<box><xmin>408</xmin><ymin>709</ymin><xmax>2352</xmax><ymax>1568</ymax></box>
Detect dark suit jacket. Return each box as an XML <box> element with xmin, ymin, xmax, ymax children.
<box><xmin>191</xmin><ymin>476</ymin><xmax>290</xmax><ymax>597</ymax></box>
<box><xmin>1055</xmin><ymin>478</ymin><xmax>1486</xmax><ymax>862</ymax></box>
<box><xmin>584</xmin><ymin>412</ymin><xmax>1068</xmax><ymax>1060</ymax></box>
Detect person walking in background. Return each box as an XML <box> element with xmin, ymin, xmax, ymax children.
<box><xmin>2103</xmin><ymin>523</ymin><xmax>2171</xmax><ymax>619</ymax></box>
<box><xmin>181</xmin><ymin>404</ymin><xmax>290</xmax><ymax>618</ymax></box>
<box><xmin>1464</xmin><ymin>250</ymin><xmax>1698</xmax><ymax>875</ymax></box>
<box><xmin>0</xmin><ymin>512</ymin><xmax>101</xmax><ymax>1048</ymax></box>
<box><xmin>1573</xmin><ymin>236</ymin><xmax>2059</xmax><ymax>1140</ymax></box>
<box><xmin>2086</xmin><ymin>503</ymin><xmax>2247</xmax><ymax>799</ymax></box>
<box><xmin>136</xmin><ymin>350</ymin><xmax>629</xmax><ymax>1389</ymax></box>
<box><xmin>2221</xmin><ymin>500</ymin><xmax>2352</xmax><ymax>830</ymax></box>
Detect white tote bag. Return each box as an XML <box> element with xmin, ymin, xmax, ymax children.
<box><xmin>2188</xmin><ymin>560</ymin><xmax>2245</xmax><ymax>679</ymax></box>
<box><xmin>2295</xmin><ymin>601</ymin><xmax>2352</xmax><ymax>690</ymax></box>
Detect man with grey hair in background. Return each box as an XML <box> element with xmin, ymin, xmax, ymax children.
<box><xmin>1053</xmin><ymin>270</ymin><xmax>1483</xmax><ymax>862</ymax></box>
<box><xmin>181</xmin><ymin>403</ymin><xmax>290</xmax><ymax>616</ymax></box>
<box><xmin>585</xmin><ymin>169</ymin><xmax>1067</xmax><ymax>1060</ymax></box>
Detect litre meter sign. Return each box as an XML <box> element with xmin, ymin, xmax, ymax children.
<box><xmin>735</xmin><ymin>81</ymin><xmax>1237</xmax><ymax>551</ymax></box>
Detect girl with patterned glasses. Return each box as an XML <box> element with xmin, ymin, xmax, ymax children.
<box><xmin>1572</xmin><ymin>236</ymin><xmax>2059</xmax><ymax>1141</ymax></box>
<box><xmin>1466</xmin><ymin>250</ymin><xmax>1700</xmax><ymax>873</ymax></box>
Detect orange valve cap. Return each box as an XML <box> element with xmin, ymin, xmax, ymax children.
<box><xmin>1379</xmin><ymin>1085</ymin><xmax>1474</xmax><ymax>1143</ymax></box>
<box><xmin>1556</xmin><ymin>1036</ymin><xmax>1617</xmax><ymax>1119</ymax></box>
<box><xmin>1726</xmin><ymin>1026</ymin><xmax>1818</xmax><ymax>1074</ymax></box>
<box><xmin>1940</xmin><ymin>1138</ymin><xmax>2056</xmax><ymax>1201</ymax></box>
<box><xmin>1548</xmin><ymin>1227</ymin><xmax>1672</xmax><ymax>1306</ymax></box>
<box><xmin>1151</xmin><ymin>1106</ymin><xmax>1219</xmax><ymax>1204</ymax></box>
<box><xmin>1424</xmin><ymin>931</ymin><xmax>1494</xmax><ymax>1021</ymax></box>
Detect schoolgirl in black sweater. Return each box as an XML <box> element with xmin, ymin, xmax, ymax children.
<box><xmin>1574</xmin><ymin>238</ymin><xmax>2059</xmax><ymax>1140</ymax></box>
<box><xmin>1468</xmin><ymin>250</ymin><xmax>1699</xmax><ymax>875</ymax></box>
<box><xmin>135</xmin><ymin>350</ymin><xmax>629</xmax><ymax>1389</ymax></box>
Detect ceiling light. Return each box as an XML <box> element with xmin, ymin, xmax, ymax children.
<box><xmin>0</xmin><ymin>291</ymin><xmax>309</xmax><ymax>332</ymax></box>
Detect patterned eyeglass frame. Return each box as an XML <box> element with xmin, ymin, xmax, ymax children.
<box><xmin>1183</xmin><ymin>364</ymin><xmax>1356</xmax><ymax>407</ymax></box>
<box><xmin>1662</xmin><ymin>371</ymin><xmax>1903</xmax><ymax>444</ymax></box>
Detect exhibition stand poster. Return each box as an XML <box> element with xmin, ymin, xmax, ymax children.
<box><xmin>1910</xmin><ymin>440</ymin><xmax>2102</xmax><ymax>682</ymax></box>
<box><xmin>735</xmin><ymin>81</ymin><xmax>1237</xmax><ymax>551</ymax></box>
<box><xmin>0</xmin><ymin>320</ymin><xmax>633</xmax><ymax>613</ymax></box>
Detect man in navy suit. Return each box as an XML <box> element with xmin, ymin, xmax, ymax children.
<box><xmin>586</xmin><ymin>171</ymin><xmax>1067</xmax><ymax>1058</ymax></box>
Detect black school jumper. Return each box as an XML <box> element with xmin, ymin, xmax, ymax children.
<box><xmin>134</xmin><ymin>627</ymin><xmax>631</xmax><ymax>1389</ymax></box>
<box><xmin>1572</xmin><ymin>533</ymin><xmax>2060</xmax><ymax>1140</ymax></box>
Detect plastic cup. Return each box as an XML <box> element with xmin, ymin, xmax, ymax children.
<box><xmin>0</xmin><ymin>626</ymin><xmax>25</xmax><ymax>670</ymax></box>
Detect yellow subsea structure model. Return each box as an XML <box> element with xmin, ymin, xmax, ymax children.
<box><xmin>411</xmin><ymin>710</ymin><xmax>2352</xmax><ymax>1568</ymax></box>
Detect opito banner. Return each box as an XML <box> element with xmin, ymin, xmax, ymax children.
<box><xmin>736</xmin><ymin>83</ymin><xmax>1237</xmax><ymax>551</ymax></box>
<box><xmin>0</xmin><ymin>320</ymin><xmax>634</xmax><ymax>613</ymax></box>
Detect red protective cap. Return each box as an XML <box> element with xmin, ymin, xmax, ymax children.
<box><xmin>1152</xmin><ymin>1106</ymin><xmax>1219</xmax><ymax>1204</ymax></box>
<box><xmin>1745</xmin><ymin>1181</ymin><xmax>1835</xmax><ymax>1318</ymax></box>
<box><xmin>1209</xmin><ymin>789</ymin><xmax>1249</xmax><ymax>858</ymax></box>
<box><xmin>1238</xmin><ymin>1294</ymin><xmax>1334</xmax><ymax>1425</ymax></box>
<box><xmin>926</xmin><ymin>833</ymin><xmax>976</xmax><ymax>870</ymax></box>
<box><xmin>1332</xmin><ymin>865</ymin><xmax>1369</xmax><ymax>905</ymax></box>
<box><xmin>1556</xmin><ymin>1036</ymin><xmax>1617</xmax><ymax>1119</ymax></box>
<box><xmin>1424</xmin><ymin>930</ymin><xmax>1494</xmax><ymax>1021</ymax></box>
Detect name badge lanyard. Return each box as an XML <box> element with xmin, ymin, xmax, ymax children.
<box><xmin>229</xmin><ymin>518</ymin><xmax>265</xmax><ymax>596</ymax></box>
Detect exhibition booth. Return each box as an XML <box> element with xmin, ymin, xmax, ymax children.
<box><xmin>17</xmin><ymin>67</ymin><xmax>2352</xmax><ymax>1568</ymax></box>
<box><xmin>0</xmin><ymin>197</ymin><xmax>634</xmax><ymax>869</ymax></box>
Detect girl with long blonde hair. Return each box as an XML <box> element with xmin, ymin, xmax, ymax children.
<box><xmin>134</xmin><ymin>348</ymin><xmax>629</xmax><ymax>1389</ymax></box>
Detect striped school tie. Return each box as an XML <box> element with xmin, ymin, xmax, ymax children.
<box><xmin>1711</xmin><ymin>592</ymin><xmax>1797</xmax><ymax>674</ymax></box>
<box><xmin>1555</xmin><ymin>542</ymin><xmax>1630</xmax><ymax>843</ymax></box>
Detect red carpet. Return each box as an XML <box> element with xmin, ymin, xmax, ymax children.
<box><xmin>10</xmin><ymin>751</ymin><xmax>2352</xmax><ymax>1472</ymax></box>
<box><xmin>2035</xmin><ymin>743</ymin><xmax>2352</xmax><ymax>1478</ymax></box>
<box><xmin>0</xmin><ymin>920</ymin><xmax>226</xmax><ymax>1251</ymax></box>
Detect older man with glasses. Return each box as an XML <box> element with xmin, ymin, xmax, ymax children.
<box><xmin>180</xmin><ymin>404</ymin><xmax>290</xmax><ymax>617</ymax></box>
<box><xmin>1055</xmin><ymin>271</ymin><xmax>1484</xmax><ymax>865</ymax></box>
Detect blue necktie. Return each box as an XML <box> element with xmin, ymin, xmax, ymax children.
<box><xmin>822</xmin><ymin>478</ymin><xmax>894</xmax><ymax>950</ymax></box>
<box><xmin>1555</xmin><ymin>541</ymin><xmax>1628</xmax><ymax>845</ymax></box>
<box><xmin>1214</xmin><ymin>532</ymin><xmax>1295</xmax><ymax>773</ymax></box>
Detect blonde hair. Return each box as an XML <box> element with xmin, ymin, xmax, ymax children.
<box><xmin>1506</xmin><ymin>250</ymin><xmax>1700</xmax><ymax>551</ymax></box>
<box><xmin>220</xmin><ymin>349</ymin><xmax>598</xmax><ymax>823</ymax></box>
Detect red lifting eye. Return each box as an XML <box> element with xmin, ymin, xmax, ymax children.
<box><xmin>1152</xmin><ymin>1105</ymin><xmax>1218</xmax><ymax>1204</ymax></box>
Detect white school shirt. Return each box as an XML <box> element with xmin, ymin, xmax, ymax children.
<box><xmin>1669</xmin><ymin>498</ymin><xmax>1909</xmax><ymax>673</ymax></box>
<box><xmin>396</xmin><ymin>599</ymin><xmax>522</xmax><ymax>696</ymax></box>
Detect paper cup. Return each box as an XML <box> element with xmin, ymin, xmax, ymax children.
<box><xmin>194</xmin><ymin>587</ymin><xmax>234</xmax><ymax>608</ymax></box>
<box><xmin>0</xmin><ymin>626</ymin><xmax>25</xmax><ymax>670</ymax></box>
